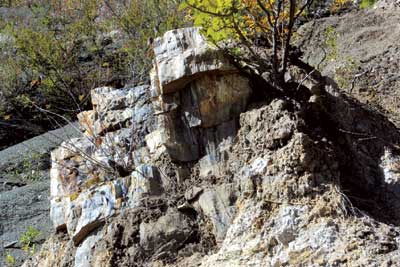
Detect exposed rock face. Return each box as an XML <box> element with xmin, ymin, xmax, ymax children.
<box><xmin>152</xmin><ymin>27</ymin><xmax>239</xmax><ymax>94</ymax></box>
<box><xmin>23</xmin><ymin>26</ymin><xmax>400</xmax><ymax>267</ymax></box>
<box><xmin>23</xmin><ymin>27</ymin><xmax>251</xmax><ymax>267</ymax></box>
<box><xmin>49</xmin><ymin>85</ymin><xmax>155</xmax><ymax>240</ymax></box>
<box><xmin>148</xmin><ymin>73</ymin><xmax>251</xmax><ymax>161</ymax></box>
<box><xmin>148</xmin><ymin>27</ymin><xmax>251</xmax><ymax>162</ymax></box>
<box><xmin>77</xmin><ymin>85</ymin><xmax>152</xmax><ymax>136</ymax></box>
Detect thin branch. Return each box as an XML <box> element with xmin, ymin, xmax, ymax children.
<box><xmin>281</xmin><ymin>0</ymin><xmax>296</xmax><ymax>78</ymax></box>
<box><xmin>184</xmin><ymin>1</ymin><xmax>236</xmax><ymax>18</ymax></box>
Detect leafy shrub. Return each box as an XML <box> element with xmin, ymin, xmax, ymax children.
<box><xmin>360</xmin><ymin>0</ymin><xmax>376</xmax><ymax>8</ymax></box>
<box><xmin>0</xmin><ymin>0</ymin><xmax>187</xmax><ymax>147</ymax></box>
<box><xmin>181</xmin><ymin>0</ymin><xmax>314</xmax><ymax>85</ymax></box>
<box><xmin>19</xmin><ymin>226</ymin><xmax>41</xmax><ymax>255</ymax></box>
<box><xmin>0</xmin><ymin>1</ymin><xmax>108</xmax><ymax>142</ymax></box>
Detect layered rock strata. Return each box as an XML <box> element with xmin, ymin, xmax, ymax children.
<box><xmin>23</xmin><ymin>27</ymin><xmax>400</xmax><ymax>267</ymax></box>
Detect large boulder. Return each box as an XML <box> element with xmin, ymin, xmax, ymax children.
<box><xmin>152</xmin><ymin>27</ymin><xmax>238</xmax><ymax>95</ymax></box>
<box><xmin>146</xmin><ymin>27</ymin><xmax>252</xmax><ymax>162</ymax></box>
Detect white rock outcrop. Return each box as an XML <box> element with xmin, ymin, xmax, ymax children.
<box><xmin>147</xmin><ymin>27</ymin><xmax>251</xmax><ymax>162</ymax></box>
<box><xmin>151</xmin><ymin>27</ymin><xmax>238</xmax><ymax>95</ymax></box>
<box><xmin>49</xmin><ymin>84</ymin><xmax>156</xmax><ymax>248</ymax></box>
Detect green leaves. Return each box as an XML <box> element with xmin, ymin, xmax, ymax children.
<box><xmin>360</xmin><ymin>0</ymin><xmax>376</xmax><ymax>9</ymax></box>
<box><xmin>182</xmin><ymin>0</ymin><xmax>240</xmax><ymax>42</ymax></box>
<box><xmin>5</xmin><ymin>254</ymin><xmax>16</xmax><ymax>267</ymax></box>
<box><xmin>105</xmin><ymin>0</ymin><xmax>188</xmax><ymax>82</ymax></box>
<box><xmin>20</xmin><ymin>226</ymin><xmax>41</xmax><ymax>255</ymax></box>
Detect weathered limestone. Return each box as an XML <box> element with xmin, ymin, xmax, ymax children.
<box><xmin>78</xmin><ymin>85</ymin><xmax>151</xmax><ymax>136</ymax></box>
<box><xmin>152</xmin><ymin>27</ymin><xmax>238</xmax><ymax>95</ymax></box>
<box><xmin>66</xmin><ymin>178</ymin><xmax>130</xmax><ymax>245</ymax></box>
<box><xmin>43</xmin><ymin>27</ymin><xmax>251</xmax><ymax>266</ymax></box>
<box><xmin>49</xmin><ymin>84</ymin><xmax>156</xmax><ymax>249</ymax></box>
<box><xmin>25</xmin><ymin>25</ymin><xmax>400</xmax><ymax>267</ymax></box>
<box><xmin>146</xmin><ymin>28</ymin><xmax>251</xmax><ymax>163</ymax></box>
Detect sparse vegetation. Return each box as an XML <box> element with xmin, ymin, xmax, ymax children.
<box><xmin>3</xmin><ymin>226</ymin><xmax>42</xmax><ymax>266</ymax></box>
<box><xmin>360</xmin><ymin>0</ymin><xmax>377</xmax><ymax>9</ymax></box>
<box><xmin>334</xmin><ymin>58</ymin><xmax>360</xmax><ymax>89</ymax></box>
<box><xmin>4</xmin><ymin>152</ymin><xmax>46</xmax><ymax>182</ymax></box>
<box><xmin>323</xmin><ymin>25</ymin><xmax>360</xmax><ymax>90</ymax></box>
<box><xmin>325</xmin><ymin>25</ymin><xmax>339</xmax><ymax>61</ymax></box>
<box><xmin>5</xmin><ymin>254</ymin><xmax>16</xmax><ymax>267</ymax></box>
<box><xmin>182</xmin><ymin>0</ymin><xmax>315</xmax><ymax>86</ymax></box>
<box><xmin>20</xmin><ymin>226</ymin><xmax>41</xmax><ymax>255</ymax></box>
<box><xmin>0</xmin><ymin>0</ymin><xmax>187</xmax><ymax>148</ymax></box>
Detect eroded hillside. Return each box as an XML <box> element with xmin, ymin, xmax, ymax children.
<box><xmin>19</xmin><ymin>13</ymin><xmax>400</xmax><ymax>266</ymax></box>
<box><xmin>1</xmin><ymin>1</ymin><xmax>400</xmax><ymax>267</ymax></box>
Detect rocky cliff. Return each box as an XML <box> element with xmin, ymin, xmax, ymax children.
<box><xmin>21</xmin><ymin>24</ymin><xmax>400</xmax><ymax>267</ymax></box>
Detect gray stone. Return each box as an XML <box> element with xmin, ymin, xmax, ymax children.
<box><xmin>374</xmin><ymin>0</ymin><xmax>400</xmax><ymax>8</ymax></box>
<box><xmin>185</xmin><ymin>186</ymin><xmax>203</xmax><ymax>202</ymax></box>
<box><xmin>78</xmin><ymin>85</ymin><xmax>152</xmax><ymax>136</ymax></box>
<box><xmin>128</xmin><ymin>165</ymin><xmax>163</xmax><ymax>207</ymax></box>
<box><xmin>196</xmin><ymin>184</ymin><xmax>237</xmax><ymax>242</ymax></box>
<box><xmin>139</xmin><ymin>211</ymin><xmax>193</xmax><ymax>253</ymax></box>
<box><xmin>0</xmin><ymin>182</ymin><xmax>52</xmax><ymax>267</ymax></box>
<box><xmin>273</xmin><ymin>206</ymin><xmax>307</xmax><ymax>246</ymax></box>
<box><xmin>66</xmin><ymin>178</ymin><xmax>130</xmax><ymax>245</ymax></box>
<box><xmin>91</xmin><ymin>85</ymin><xmax>149</xmax><ymax>113</ymax></box>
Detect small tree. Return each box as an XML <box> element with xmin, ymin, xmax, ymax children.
<box><xmin>182</xmin><ymin>0</ymin><xmax>314</xmax><ymax>86</ymax></box>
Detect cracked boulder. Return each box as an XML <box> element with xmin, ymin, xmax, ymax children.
<box><xmin>147</xmin><ymin>28</ymin><xmax>251</xmax><ymax>163</ymax></box>
<box><xmin>151</xmin><ymin>27</ymin><xmax>239</xmax><ymax>95</ymax></box>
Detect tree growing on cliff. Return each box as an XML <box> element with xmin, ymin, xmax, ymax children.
<box><xmin>181</xmin><ymin>0</ymin><xmax>314</xmax><ymax>86</ymax></box>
